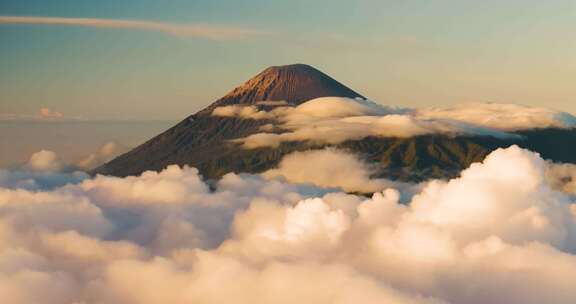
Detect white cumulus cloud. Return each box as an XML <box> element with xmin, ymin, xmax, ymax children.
<box><xmin>26</xmin><ymin>150</ymin><xmax>63</xmax><ymax>172</ymax></box>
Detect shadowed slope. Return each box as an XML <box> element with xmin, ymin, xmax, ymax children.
<box><xmin>94</xmin><ymin>64</ymin><xmax>364</xmax><ymax>177</ymax></box>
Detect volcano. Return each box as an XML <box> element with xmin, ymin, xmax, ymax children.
<box><xmin>94</xmin><ymin>64</ymin><xmax>364</xmax><ymax>177</ymax></box>
<box><xmin>94</xmin><ymin>64</ymin><xmax>576</xmax><ymax>181</ymax></box>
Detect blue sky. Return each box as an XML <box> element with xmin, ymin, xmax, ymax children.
<box><xmin>1</xmin><ymin>0</ymin><xmax>576</xmax><ymax>120</ymax></box>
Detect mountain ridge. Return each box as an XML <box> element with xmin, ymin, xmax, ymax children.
<box><xmin>94</xmin><ymin>64</ymin><xmax>576</xmax><ymax>182</ymax></box>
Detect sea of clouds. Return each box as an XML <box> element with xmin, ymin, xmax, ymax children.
<box><xmin>2</xmin><ymin>144</ymin><xmax>576</xmax><ymax>303</ymax></box>
<box><xmin>212</xmin><ymin>97</ymin><xmax>576</xmax><ymax>148</ymax></box>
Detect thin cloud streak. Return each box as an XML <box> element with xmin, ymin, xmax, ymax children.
<box><xmin>0</xmin><ymin>16</ymin><xmax>261</xmax><ymax>40</ymax></box>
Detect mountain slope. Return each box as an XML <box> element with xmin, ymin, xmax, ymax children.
<box><xmin>94</xmin><ymin>64</ymin><xmax>576</xmax><ymax>181</ymax></box>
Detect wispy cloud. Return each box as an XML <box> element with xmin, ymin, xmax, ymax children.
<box><xmin>0</xmin><ymin>16</ymin><xmax>261</xmax><ymax>40</ymax></box>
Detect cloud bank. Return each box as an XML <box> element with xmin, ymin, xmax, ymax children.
<box><xmin>1</xmin><ymin>146</ymin><xmax>576</xmax><ymax>303</ymax></box>
<box><xmin>417</xmin><ymin>102</ymin><xmax>576</xmax><ymax>131</ymax></box>
<box><xmin>212</xmin><ymin>97</ymin><xmax>576</xmax><ymax>148</ymax></box>
<box><xmin>0</xmin><ymin>16</ymin><xmax>260</xmax><ymax>40</ymax></box>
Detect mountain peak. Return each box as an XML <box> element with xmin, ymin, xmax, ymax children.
<box><xmin>208</xmin><ymin>63</ymin><xmax>365</xmax><ymax>110</ymax></box>
<box><xmin>261</xmin><ymin>63</ymin><xmax>322</xmax><ymax>74</ymax></box>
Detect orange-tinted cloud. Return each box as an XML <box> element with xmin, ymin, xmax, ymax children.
<box><xmin>39</xmin><ymin>107</ymin><xmax>64</xmax><ymax>119</ymax></box>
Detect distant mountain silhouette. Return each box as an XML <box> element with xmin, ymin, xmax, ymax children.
<box><xmin>94</xmin><ymin>64</ymin><xmax>576</xmax><ymax>182</ymax></box>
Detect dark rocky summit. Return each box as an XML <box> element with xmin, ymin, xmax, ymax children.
<box><xmin>94</xmin><ymin>64</ymin><xmax>576</xmax><ymax>181</ymax></box>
